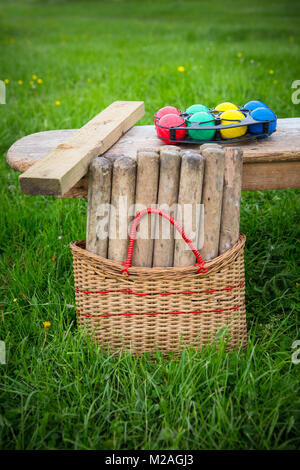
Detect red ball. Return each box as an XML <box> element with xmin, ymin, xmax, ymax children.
<box><xmin>156</xmin><ymin>114</ymin><xmax>186</xmax><ymax>144</ymax></box>
<box><xmin>155</xmin><ymin>106</ymin><xmax>181</xmax><ymax>125</ymax></box>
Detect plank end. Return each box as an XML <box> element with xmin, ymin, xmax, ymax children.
<box><xmin>19</xmin><ymin>174</ymin><xmax>62</xmax><ymax>196</ymax></box>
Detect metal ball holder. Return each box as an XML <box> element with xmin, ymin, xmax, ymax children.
<box><xmin>155</xmin><ymin>107</ymin><xmax>277</xmax><ymax>144</ymax></box>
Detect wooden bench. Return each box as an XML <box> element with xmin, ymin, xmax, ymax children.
<box><xmin>6</xmin><ymin>118</ymin><xmax>300</xmax><ymax>197</ymax></box>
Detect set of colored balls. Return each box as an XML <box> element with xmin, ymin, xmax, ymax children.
<box><xmin>155</xmin><ymin>101</ymin><xmax>277</xmax><ymax>144</ymax></box>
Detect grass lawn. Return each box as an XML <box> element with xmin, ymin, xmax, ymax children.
<box><xmin>0</xmin><ymin>0</ymin><xmax>300</xmax><ymax>450</ymax></box>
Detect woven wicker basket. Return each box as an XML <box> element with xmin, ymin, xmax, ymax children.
<box><xmin>70</xmin><ymin>209</ymin><xmax>247</xmax><ymax>355</ymax></box>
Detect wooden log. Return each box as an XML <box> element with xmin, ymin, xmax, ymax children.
<box><xmin>153</xmin><ymin>148</ymin><xmax>181</xmax><ymax>267</ymax></box>
<box><xmin>19</xmin><ymin>101</ymin><xmax>144</xmax><ymax>196</ymax></box>
<box><xmin>201</xmin><ymin>147</ymin><xmax>225</xmax><ymax>261</ymax></box>
<box><xmin>174</xmin><ymin>152</ymin><xmax>205</xmax><ymax>266</ymax></box>
<box><xmin>219</xmin><ymin>147</ymin><xmax>243</xmax><ymax>254</ymax></box>
<box><xmin>86</xmin><ymin>157</ymin><xmax>112</xmax><ymax>257</ymax></box>
<box><xmin>131</xmin><ymin>150</ymin><xmax>160</xmax><ymax>267</ymax></box>
<box><xmin>108</xmin><ymin>156</ymin><xmax>136</xmax><ymax>262</ymax></box>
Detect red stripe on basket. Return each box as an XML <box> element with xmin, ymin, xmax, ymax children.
<box><xmin>77</xmin><ymin>302</ymin><xmax>245</xmax><ymax>318</ymax></box>
<box><xmin>75</xmin><ymin>282</ymin><xmax>244</xmax><ymax>297</ymax></box>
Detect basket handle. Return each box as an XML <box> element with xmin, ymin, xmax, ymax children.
<box><xmin>120</xmin><ymin>208</ymin><xmax>207</xmax><ymax>275</ymax></box>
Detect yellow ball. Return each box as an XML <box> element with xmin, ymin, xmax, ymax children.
<box><xmin>220</xmin><ymin>110</ymin><xmax>247</xmax><ymax>139</ymax></box>
<box><xmin>215</xmin><ymin>102</ymin><xmax>238</xmax><ymax>112</ymax></box>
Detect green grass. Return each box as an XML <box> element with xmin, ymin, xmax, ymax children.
<box><xmin>0</xmin><ymin>0</ymin><xmax>300</xmax><ymax>450</ymax></box>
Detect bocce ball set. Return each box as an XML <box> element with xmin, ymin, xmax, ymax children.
<box><xmin>155</xmin><ymin>100</ymin><xmax>277</xmax><ymax>144</ymax></box>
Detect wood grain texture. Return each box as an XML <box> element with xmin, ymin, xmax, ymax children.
<box><xmin>153</xmin><ymin>148</ymin><xmax>181</xmax><ymax>267</ymax></box>
<box><xmin>180</xmin><ymin>149</ymin><xmax>201</xmax><ymax>158</ymax></box>
<box><xmin>132</xmin><ymin>151</ymin><xmax>160</xmax><ymax>267</ymax></box>
<box><xmin>86</xmin><ymin>157</ymin><xmax>112</xmax><ymax>257</ymax></box>
<box><xmin>137</xmin><ymin>147</ymin><xmax>159</xmax><ymax>154</ymax></box>
<box><xmin>108</xmin><ymin>156</ymin><xmax>136</xmax><ymax>262</ymax></box>
<box><xmin>242</xmin><ymin>160</ymin><xmax>300</xmax><ymax>190</ymax></box>
<box><xmin>219</xmin><ymin>148</ymin><xmax>243</xmax><ymax>255</ymax></box>
<box><xmin>18</xmin><ymin>101</ymin><xmax>144</xmax><ymax>196</ymax></box>
<box><xmin>199</xmin><ymin>143</ymin><xmax>219</xmax><ymax>152</ymax></box>
<box><xmin>174</xmin><ymin>152</ymin><xmax>205</xmax><ymax>267</ymax></box>
<box><xmin>160</xmin><ymin>145</ymin><xmax>182</xmax><ymax>153</ymax></box>
<box><xmin>201</xmin><ymin>148</ymin><xmax>225</xmax><ymax>261</ymax></box>
<box><xmin>7</xmin><ymin>119</ymin><xmax>300</xmax><ymax>195</ymax></box>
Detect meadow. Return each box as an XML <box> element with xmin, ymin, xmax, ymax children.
<box><xmin>0</xmin><ymin>0</ymin><xmax>299</xmax><ymax>450</ymax></box>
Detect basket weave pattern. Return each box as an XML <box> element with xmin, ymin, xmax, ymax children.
<box><xmin>70</xmin><ymin>234</ymin><xmax>247</xmax><ymax>355</ymax></box>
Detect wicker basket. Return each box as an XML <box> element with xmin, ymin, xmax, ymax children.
<box><xmin>70</xmin><ymin>209</ymin><xmax>247</xmax><ymax>355</ymax></box>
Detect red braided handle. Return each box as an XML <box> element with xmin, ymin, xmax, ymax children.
<box><xmin>120</xmin><ymin>208</ymin><xmax>207</xmax><ymax>275</ymax></box>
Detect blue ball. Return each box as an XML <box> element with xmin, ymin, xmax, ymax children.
<box><xmin>249</xmin><ymin>107</ymin><xmax>277</xmax><ymax>136</ymax></box>
<box><xmin>244</xmin><ymin>100</ymin><xmax>269</xmax><ymax>111</ymax></box>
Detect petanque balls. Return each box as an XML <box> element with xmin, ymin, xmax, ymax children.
<box><xmin>156</xmin><ymin>113</ymin><xmax>186</xmax><ymax>144</ymax></box>
<box><xmin>155</xmin><ymin>106</ymin><xmax>181</xmax><ymax>125</ymax></box>
<box><xmin>249</xmin><ymin>107</ymin><xmax>277</xmax><ymax>136</ymax></box>
<box><xmin>185</xmin><ymin>104</ymin><xmax>209</xmax><ymax>114</ymax></box>
<box><xmin>187</xmin><ymin>111</ymin><xmax>216</xmax><ymax>141</ymax></box>
<box><xmin>215</xmin><ymin>102</ymin><xmax>238</xmax><ymax>112</ymax></box>
<box><xmin>220</xmin><ymin>110</ymin><xmax>247</xmax><ymax>139</ymax></box>
<box><xmin>243</xmin><ymin>100</ymin><xmax>269</xmax><ymax>111</ymax></box>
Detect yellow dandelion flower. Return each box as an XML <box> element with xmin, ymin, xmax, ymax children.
<box><xmin>18</xmin><ymin>80</ymin><xmax>23</xmax><ymax>85</ymax></box>
<box><xmin>29</xmin><ymin>80</ymin><xmax>34</xmax><ymax>85</ymax></box>
<box><xmin>37</xmin><ymin>78</ymin><xmax>43</xmax><ymax>84</ymax></box>
<box><xmin>269</xmin><ymin>69</ymin><xmax>274</xmax><ymax>75</ymax></box>
<box><xmin>43</xmin><ymin>321</ymin><xmax>51</xmax><ymax>329</ymax></box>
<box><xmin>296</xmin><ymin>282</ymin><xmax>300</xmax><ymax>287</ymax></box>
<box><xmin>4</xmin><ymin>79</ymin><xmax>9</xmax><ymax>84</ymax></box>
<box><xmin>87</xmin><ymin>78</ymin><xmax>92</xmax><ymax>83</ymax></box>
<box><xmin>13</xmin><ymin>298</ymin><xmax>17</xmax><ymax>302</ymax></box>
<box><xmin>273</xmin><ymin>79</ymin><xmax>278</xmax><ymax>85</ymax></box>
<box><xmin>55</xmin><ymin>100</ymin><xmax>61</xmax><ymax>106</ymax></box>
<box><xmin>237</xmin><ymin>52</ymin><xmax>243</xmax><ymax>58</ymax></box>
<box><xmin>177</xmin><ymin>66</ymin><xmax>185</xmax><ymax>73</ymax></box>
<box><xmin>32</xmin><ymin>75</ymin><xmax>37</xmax><ymax>80</ymax></box>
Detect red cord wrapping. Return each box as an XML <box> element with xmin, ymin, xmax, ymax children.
<box><xmin>77</xmin><ymin>302</ymin><xmax>245</xmax><ymax>318</ymax></box>
<box><xmin>75</xmin><ymin>282</ymin><xmax>244</xmax><ymax>296</ymax></box>
<box><xmin>120</xmin><ymin>208</ymin><xmax>207</xmax><ymax>275</ymax></box>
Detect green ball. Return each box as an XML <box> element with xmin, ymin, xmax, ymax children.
<box><xmin>185</xmin><ymin>104</ymin><xmax>209</xmax><ymax>114</ymax></box>
<box><xmin>187</xmin><ymin>111</ymin><xmax>216</xmax><ymax>140</ymax></box>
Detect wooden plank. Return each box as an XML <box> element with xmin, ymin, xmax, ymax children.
<box><xmin>7</xmin><ymin>119</ymin><xmax>300</xmax><ymax>194</ymax></box>
<box><xmin>242</xmin><ymin>160</ymin><xmax>300</xmax><ymax>190</ymax></box>
<box><xmin>19</xmin><ymin>101</ymin><xmax>144</xmax><ymax>196</ymax></box>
